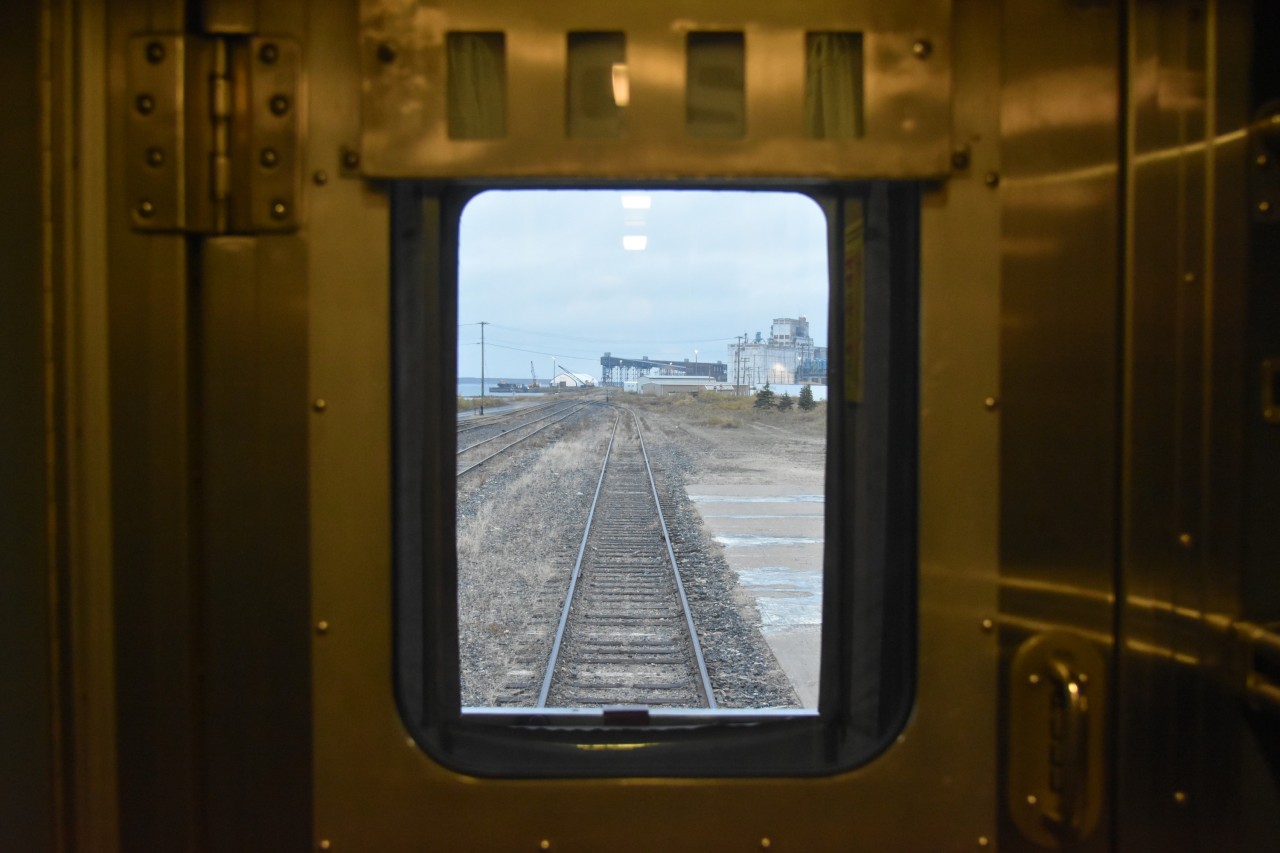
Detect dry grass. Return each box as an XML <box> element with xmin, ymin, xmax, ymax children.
<box><xmin>456</xmin><ymin>419</ymin><xmax>608</xmax><ymax>705</ymax></box>
<box><xmin>628</xmin><ymin>390</ymin><xmax>827</xmax><ymax>430</ymax></box>
<box><xmin>457</xmin><ymin>395</ymin><xmax>524</xmax><ymax>412</ymax></box>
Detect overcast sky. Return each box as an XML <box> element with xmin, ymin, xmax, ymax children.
<box><xmin>458</xmin><ymin>189</ymin><xmax>830</xmax><ymax>382</ymax></box>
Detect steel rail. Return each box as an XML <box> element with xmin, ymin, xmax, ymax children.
<box><xmin>457</xmin><ymin>399</ymin><xmax>577</xmax><ymax>436</ymax></box>
<box><xmin>536</xmin><ymin>406</ymin><xmax>716</xmax><ymax>710</ymax></box>
<box><xmin>634</xmin><ymin>409</ymin><xmax>718</xmax><ymax>710</ymax></box>
<box><xmin>456</xmin><ymin>407</ymin><xmax>585</xmax><ymax>478</ymax></box>
<box><xmin>535</xmin><ymin>411</ymin><xmax>622</xmax><ymax>708</ymax></box>
<box><xmin>457</xmin><ymin>403</ymin><xmax>583</xmax><ymax>455</ymax></box>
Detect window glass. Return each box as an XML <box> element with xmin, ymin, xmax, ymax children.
<box><xmin>455</xmin><ymin>190</ymin><xmax>829</xmax><ymax>713</ymax></box>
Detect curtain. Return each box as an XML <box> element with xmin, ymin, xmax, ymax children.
<box><xmin>805</xmin><ymin>33</ymin><xmax>863</xmax><ymax>139</ymax></box>
<box><xmin>448</xmin><ymin>32</ymin><xmax>507</xmax><ymax>139</ymax></box>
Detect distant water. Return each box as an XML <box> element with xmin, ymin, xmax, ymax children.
<box><xmin>458</xmin><ymin>381</ymin><xmax>524</xmax><ymax>398</ymax></box>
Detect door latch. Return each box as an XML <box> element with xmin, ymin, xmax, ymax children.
<box><xmin>1008</xmin><ymin>631</ymin><xmax>1107</xmax><ymax>847</ymax></box>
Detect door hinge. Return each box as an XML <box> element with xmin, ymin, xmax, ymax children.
<box><xmin>126</xmin><ymin>33</ymin><xmax>301</xmax><ymax>234</ymax></box>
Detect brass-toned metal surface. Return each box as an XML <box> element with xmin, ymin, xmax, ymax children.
<box><xmin>125</xmin><ymin>32</ymin><xmax>302</xmax><ymax>233</ymax></box>
<box><xmin>1250</xmin><ymin>102</ymin><xmax>1280</xmax><ymax>224</ymax></box>
<box><xmin>310</xmin><ymin>1</ymin><xmax>999</xmax><ymax>850</ymax></box>
<box><xmin>358</xmin><ymin>0</ymin><xmax>952</xmax><ymax>179</ymax></box>
<box><xmin>1007</xmin><ymin>632</ymin><xmax>1106</xmax><ymax>847</ymax></box>
<box><xmin>110</xmin><ymin>0</ymin><xmax>315</xmax><ymax>848</ymax></box>
<box><xmin>56</xmin><ymin>0</ymin><xmax>121</xmax><ymax>848</ymax></box>
<box><xmin>997</xmin><ymin>0</ymin><xmax>1120</xmax><ymax>848</ymax></box>
<box><xmin>199</xmin><ymin>234</ymin><xmax>312</xmax><ymax>848</ymax></box>
<box><xmin>109</xmin><ymin>2</ymin><xmax>205</xmax><ymax>843</ymax></box>
<box><xmin>1262</xmin><ymin>358</ymin><xmax>1280</xmax><ymax>424</ymax></box>
<box><xmin>124</xmin><ymin>34</ymin><xmax>207</xmax><ymax>229</ymax></box>
<box><xmin>16</xmin><ymin>0</ymin><xmax>1269</xmax><ymax>850</ymax></box>
<box><xmin>1</xmin><ymin>2</ymin><xmax>55</xmax><ymax>849</ymax></box>
<box><xmin>1117</xmin><ymin>1</ymin><xmax>1276</xmax><ymax>849</ymax></box>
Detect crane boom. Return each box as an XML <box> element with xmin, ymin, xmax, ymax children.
<box><xmin>530</xmin><ymin>360</ymin><xmax>539</xmax><ymax>388</ymax></box>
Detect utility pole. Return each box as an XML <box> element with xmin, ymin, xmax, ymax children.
<box><xmin>479</xmin><ymin>320</ymin><xmax>487</xmax><ymax>415</ymax></box>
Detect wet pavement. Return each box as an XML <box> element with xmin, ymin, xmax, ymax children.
<box><xmin>687</xmin><ymin>485</ymin><xmax>823</xmax><ymax>708</ymax></box>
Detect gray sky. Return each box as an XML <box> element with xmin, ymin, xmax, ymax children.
<box><xmin>458</xmin><ymin>189</ymin><xmax>829</xmax><ymax>382</ymax></box>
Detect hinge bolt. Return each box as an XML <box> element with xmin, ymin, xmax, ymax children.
<box><xmin>260</xmin><ymin>148</ymin><xmax>279</xmax><ymax>169</ymax></box>
<box><xmin>313</xmin><ymin>171</ymin><xmax>329</xmax><ymax>186</ymax></box>
<box><xmin>377</xmin><ymin>43</ymin><xmax>397</xmax><ymax>64</ymax></box>
<box><xmin>341</xmin><ymin>149</ymin><xmax>361</xmax><ymax>171</ymax></box>
<box><xmin>912</xmin><ymin>39</ymin><xmax>933</xmax><ymax>59</ymax></box>
<box><xmin>1178</xmin><ymin>532</ymin><xmax>1194</xmax><ymax>549</ymax></box>
<box><xmin>136</xmin><ymin>200</ymin><xmax>156</xmax><ymax>218</ymax></box>
<box><xmin>984</xmin><ymin>171</ymin><xmax>1001</xmax><ymax>188</ymax></box>
<box><xmin>270</xmin><ymin>200</ymin><xmax>289</xmax><ymax>221</ymax></box>
<box><xmin>145</xmin><ymin>42</ymin><xmax>165</xmax><ymax>64</ymax></box>
<box><xmin>135</xmin><ymin>94</ymin><xmax>156</xmax><ymax>116</ymax></box>
<box><xmin>258</xmin><ymin>43</ymin><xmax>279</xmax><ymax>65</ymax></box>
<box><xmin>951</xmin><ymin>146</ymin><xmax>971</xmax><ymax>170</ymax></box>
<box><xmin>145</xmin><ymin>147</ymin><xmax>165</xmax><ymax>168</ymax></box>
<box><xmin>269</xmin><ymin>95</ymin><xmax>291</xmax><ymax>117</ymax></box>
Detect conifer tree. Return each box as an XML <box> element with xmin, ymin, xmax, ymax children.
<box><xmin>754</xmin><ymin>383</ymin><xmax>776</xmax><ymax>409</ymax></box>
<box><xmin>798</xmin><ymin>384</ymin><xmax>816</xmax><ymax>411</ymax></box>
<box><xmin>778</xmin><ymin>392</ymin><xmax>794</xmax><ymax>411</ymax></box>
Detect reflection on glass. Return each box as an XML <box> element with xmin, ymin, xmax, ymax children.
<box><xmin>686</xmin><ymin>33</ymin><xmax>746</xmax><ymax>138</ymax></box>
<box><xmin>805</xmin><ymin>33</ymin><xmax>864</xmax><ymax>139</ymax></box>
<box><xmin>456</xmin><ymin>191</ymin><xmax>830</xmax><ymax>712</ymax></box>
<box><xmin>447</xmin><ymin>32</ymin><xmax>507</xmax><ymax>139</ymax></box>
<box><xmin>567</xmin><ymin>32</ymin><xmax>627</xmax><ymax>138</ymax></box>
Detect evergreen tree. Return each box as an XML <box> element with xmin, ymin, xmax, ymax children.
<box><xmin>798</xmin><ymin>384</ymin><xmax>816</xmax><ymax>411</ymax></box>
<box><xmin>754</xmin><ymin>383</ymin><xmax>776</xmax><ymax>409</ymax></box>
<box><xmin>778</xmin><ymin>392</ymin><xmax>794</xmax><ymax>411</ymax></box>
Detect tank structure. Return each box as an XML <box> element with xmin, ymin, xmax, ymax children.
<box><xmin>729</xmin><ymin>316</ymin><xmax>828</xmax><ymax>388</ymax></box>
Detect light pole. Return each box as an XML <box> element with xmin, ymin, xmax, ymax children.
<box><xmin>479</xmin><ymin>320</ymin><xmax>487</xmax><ymax>415</ymax></box>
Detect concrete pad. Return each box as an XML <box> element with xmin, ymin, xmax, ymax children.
<box><xmin>688</xmin><ymin>483</ymin><xmax>823</xmax><ymax>709</ymax></box>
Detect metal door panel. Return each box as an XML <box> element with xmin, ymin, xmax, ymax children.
<box><xmin>997</xmin><ymin>0</ymin><xmax>1121</xmax><ymax>843</ymax></box>
<box><xmin>309</xmin><ymin>1</ymin><xmax>1002</xmax><ymax>850</ymax></box>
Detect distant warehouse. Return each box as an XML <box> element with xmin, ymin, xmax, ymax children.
<box><xmin>634</xmin><ymin>376</ymin><xmax>733</xmax><ymax>396</ymax></box>
<box><xmin>550</xmin><ymin>371</ymin><xmax>595</xmax><ymax>388</ymax></box>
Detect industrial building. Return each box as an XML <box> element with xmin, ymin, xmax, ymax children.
<box><xmin>729</xmin><ymin>316</ymin><xmax>828</xmax><ymax>387</ymax></box>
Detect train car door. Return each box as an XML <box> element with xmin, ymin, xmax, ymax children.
<box><xmin>12</xmin><ymin>0</ymin><xmax>1273</xmax><ymax>850</ymax></box>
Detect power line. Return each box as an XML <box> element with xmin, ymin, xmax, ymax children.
<box><xmin>460</xmin><ymin>321</ymin><xmax>736</xmax><ymax>347</ymax></box>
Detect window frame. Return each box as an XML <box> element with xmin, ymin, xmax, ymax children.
<box><xmin>391</xmin><ymin>180</ymin><xmax>919</xmax><ymax>778</ymax></box>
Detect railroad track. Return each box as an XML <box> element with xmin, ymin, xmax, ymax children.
<box><xmin>457</xmin><ymin>399</ymin><xmax>578</xmax><ymax>439</ymax></box>
<box><xmin>537</xmin><ymin>407</ymin><xmax>716</xmax><ymax>710</ymax></box>
<box><xmin>457</xmin><ymin>403</ymin><xmax>586</xmax><ymax>477</ymax></box>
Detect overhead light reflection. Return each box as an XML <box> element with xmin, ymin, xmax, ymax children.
<box><xmin>621</xmin><ymin>194</ymin><xmax>650</xmax><ymax>210</ymax></box>
<box><xmin>611</xmin><ymin>63</ymin><xmax>630</xmax><ymax>107</ymax></box>
<box><xmin>622</xmin><ymin>235</ymin><xmax>648</xmax><ymax>251</ymax></box>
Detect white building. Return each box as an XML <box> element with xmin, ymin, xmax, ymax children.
<box><xmin>728</xmin><ymin>316</ymin><xmax>826</xmax><ymax>387</ymax></box>
<box><xmin>550</xmin><ymin>371</ymin><xmax>595</xmax><ymax>388</ymax></box>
